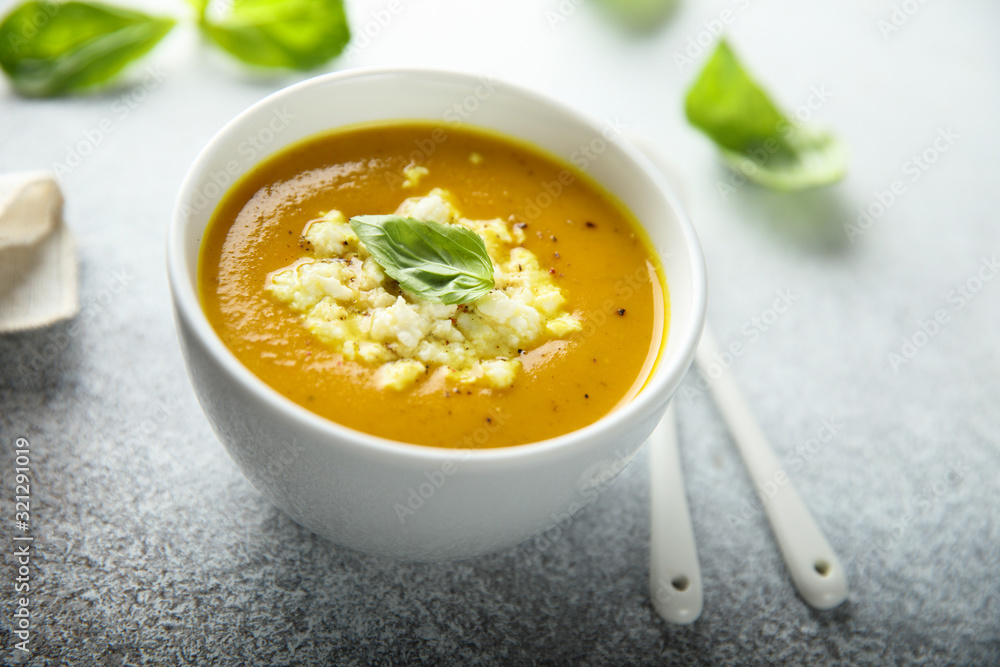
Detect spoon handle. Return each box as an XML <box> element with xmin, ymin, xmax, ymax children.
<box><xmin>695</xmin><ymin>327</ymin><xmax>848</xmax><ymax>610</ymax></box>
<box><xmin>649</xmin><ymin>402</ymin><xmax>703</xmax><ymax>624</ymax></box>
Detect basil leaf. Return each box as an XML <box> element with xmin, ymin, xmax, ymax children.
<box><xmin>685</xmin><ymin>39</ymin><xmax>847</xmax><ymax>191</ymax></box>
<box><xmin>685</xmin><ymin>40</ymin><xmax>788</xmax><ymax>154</ymax></box>
<box><xmin>0</xmin><ymin>1</ymin><xmax>175</xmax><ymax>97</ymax></box>
<box><xmin>592</xmin><ymin>0</ymin><xmax>677</xmax><ymax>32</ymax></box>
<box><xmin>349</xmin><ymin>216</ymin><xmax>496</xmax><ymax>306</ymax></box>
<box><xmin>717</xmin><ymin>124</ymin><xmax>848</xmax><ymax>192</ymax></box>
<box><xmin>199</xmin><ymin>0</ymin><xmax>350</xmax><ymax>70</ymax></box>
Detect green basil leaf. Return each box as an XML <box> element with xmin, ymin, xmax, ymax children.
<box><xmin>685</xmin><ymin>39</ymin><xmax>847</xmax><ymax>191</ymax></box>
<box><xmin>0</xmin><ymin>1</ymin><xmax>175</xmax><ymax>97</ymax></box>
<box><xmin>592</xmin><ymin>0</ymin><xmax>677</xmax><ymax>32</ymax></box>
<box><xmin>349</xmin><ymin>215</ymin><xmax>496</xmax><ymax>306</ymax></box>
<box><xmin>684</xmin><ymin>39</ymin><xmax>788</xmax><ymax>155</ymax></box>
<box><xmin>717</xmin><ymin>124</ymin><xmax>848</xmax><ymax>192</ymax></box>
<box><xmin>199</xmin><ymin>0</ymin><xmax>350</xmax><ymax>70</ymax></box>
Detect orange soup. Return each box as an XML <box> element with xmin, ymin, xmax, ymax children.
<box><xmin>199</xmin><ymin>122</ymin><xmax>667</xmax><ymax>448</ymax></box>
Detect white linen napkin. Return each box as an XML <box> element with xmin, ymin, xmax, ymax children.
<box><xmin>0</xmin><ymin>172</ymin><xmax>78</xmax><ymax>332</ymax></box>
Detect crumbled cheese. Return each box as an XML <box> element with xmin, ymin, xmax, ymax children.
<box><xmin>402</xmin><ymin>164</ymin><xmax>429</xmax><ymax>189</ymax></box>
<box><xmin>266</xmin><ymin>187</ymin><xmax>582</xmax><ymax>390</ymax></box>
<box><xmin>375</xmin><ymin>359</ymin><xmax>426</xmax><ymax>390</ymax></box>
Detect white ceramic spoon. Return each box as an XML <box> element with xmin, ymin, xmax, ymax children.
<box><xmin>695</xmin><ymin>327</ymin><xmax>848</xmax><ymax>610</ymax></box>
<box><xmin>648</xmin><ymin>402</ymin><xmax>703</xmax><ymax>624</ymax></box>
<box><xmin>627</xmin><ymin>131</ymin><xmax>848</xmax><ymax>611</ymax></box>
<box><xmin>625</xmin><ymin>131</ymin><xmax>704</xmax><ymax>624</ymax></box>
<box><xmin>629</xmin><ymin>131</ymin><xmax>846</xmax><ymax>613</ymax></box>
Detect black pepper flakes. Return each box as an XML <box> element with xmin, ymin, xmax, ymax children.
<box><xmin>585</xmin><ymin>221</ymin><xmax>596</xmax><ymax>228</ymax></box>
<box><xmin>617</xmin><ymin>308</ymin><xmax>626</xmax><ymax>316</ymax></box>
<box><xmin>515</xmin><ymin>222</ymin><xmax>528</xmax><ymax>229</ymax></box>
<box><xmin>584</xmin><ymin>394</ymin><xmax>589</xmax><ymax>399</ymax></box>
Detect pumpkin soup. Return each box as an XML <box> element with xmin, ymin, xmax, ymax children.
<box><xmin>199</xmin><ymin>122</ymin><xmax>667</xmax><ymax>448</ymax></box>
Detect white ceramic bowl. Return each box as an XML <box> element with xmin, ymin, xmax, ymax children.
<box><xmin>167</xmin><ymin>67</ymin><xmax>706</xmax><ymax>561</ymax></box>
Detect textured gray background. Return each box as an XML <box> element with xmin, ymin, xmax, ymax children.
<box><xmin>2</xmin><ymin>0</ymin><xmax>999</xmax><ymax>664</ymax></box>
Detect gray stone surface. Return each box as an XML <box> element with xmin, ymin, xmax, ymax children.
<box><xmin>1</xmin><ymin>0</ymin><xmax>999</xmax><ymax>664</ymax></box>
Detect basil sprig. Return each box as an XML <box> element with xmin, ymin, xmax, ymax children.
<box><xmin>685</xmin><ymin>39</ymin><xmax>847</xmax><ymax>191</ymax></box>
<box><xmin>350</xmin><ymin>216</ymin><xmax>496</xmax><ymax>306</ymax></box>
<box><xmin>0</xmin><ymin>1</ymin><xmax>175</xmax><ymax>97</ymax></box>
<box><xmin>0</xmin><ymin>0</ymin><xmax>351</xmax><ymax>97</ymax></box>
<box><xmin>198</xmin><ymin>0</ymin><xmax>350</xmax><ymax>71</ymax></box>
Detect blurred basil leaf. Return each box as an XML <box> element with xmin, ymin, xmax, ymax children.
<box><xmin>199</xmin><ymin>0</ymin><xmax>350</xmax><ymax>70</ymax></box>
<box><xmin>592</xmin><ymin>0</ymin><xmax>677</xmax><ymax>33</ymax></box>
<box><xmin>0</xmin><ymin>1</ymin><xmax>175</xmax><ymax>97</ymax></box>
<box><xmin>685</xmin><ymin>39</ymin><xmax>847</xmax><ymax>191</ymax></box>
<box><xmin>716</xmin><ymin>124</ymin><xmax>848</xmax><ymax>192</ymax></box>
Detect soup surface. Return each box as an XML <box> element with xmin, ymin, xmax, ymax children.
<box><xmin>199</xmin><ymin>122</ymin><xmax>667</xmax><ymax>448</ymax></box>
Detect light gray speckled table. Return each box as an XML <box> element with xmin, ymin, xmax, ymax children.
<box><xmin>2</xmin><ymin>0</ymin><xmax>999</xmax><ymax>664</ymax></box>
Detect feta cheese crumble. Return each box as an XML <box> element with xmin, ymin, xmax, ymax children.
<box><xmin>266</xmin><ymin>188</ymin><xmax>581</xmax><ymax>390</ymax></box>
<box><xmin>402</xmin><ymin>164</ymin><xmax>429</xmax><ymax>188</ymax></box>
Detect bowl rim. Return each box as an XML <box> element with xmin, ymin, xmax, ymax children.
<box><xmin>167</xmin><ymin>65</ymin><xmax>707</xmax><ymax>464</ymax></box>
